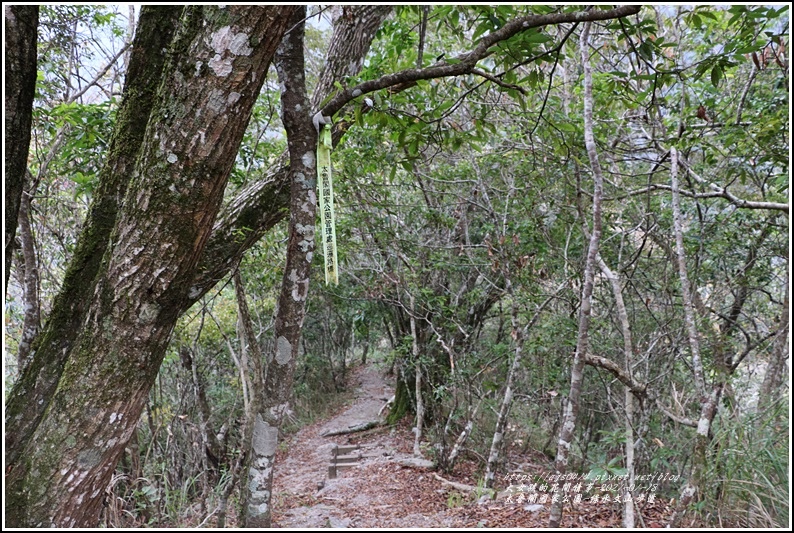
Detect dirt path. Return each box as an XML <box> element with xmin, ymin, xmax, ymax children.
<box><xmin>271</xmin><ymin>364</ymin><xmax>674</xmax><ymax>528</ymax></box>
<box><xmin>271</xmin><ymin>364</ymin><xmax>459</xmax><ymax>527</ymax></box>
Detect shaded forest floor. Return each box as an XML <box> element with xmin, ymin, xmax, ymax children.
<box><xmin>271</xmin><ymin>363</ymin><xmax>676</xmax><ymax>528</ymax></box>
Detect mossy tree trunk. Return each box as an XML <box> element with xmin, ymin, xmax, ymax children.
<box><xmin>5</xmin><ymin>6</ymin><xmax>183</xmax><ymax>468</ymax></box>
<box><xmin>4</xmin><ymin>6</ymin><xmax>293</xmax><ymax>527</ymax></box>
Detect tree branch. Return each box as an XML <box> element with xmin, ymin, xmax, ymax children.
<box><xmin>611</xmin><ymin>183</ymin><xmax>789</xmax><ymax>213</ymax></box>
<box><xmin>319</xmin><ymin>6</ymin><xmax>642</xmax><ymax>118</ymax></box>
<box><xmin>654</xmin><ymin>398</ymin><xmax>698</xmax><ymax>427</ymax></box>
<box><xmin>584</xmin><ymin>354</ymin><xmax>647</xmax><ymax>399</ymax></box>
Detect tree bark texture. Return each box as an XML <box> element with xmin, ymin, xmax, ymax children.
<box><xmin>5</xmin><ymin>6</ymin><xmax>293</xmax><ymax>527</ymax></box>
<box><xmin>5</xmin><ymin>6</ymin><xmax>183</xmax><ymax>467</ymax></box>
<box><xmin>549</xmin><ymin>21</ymin><xmax>604</xmax><ymax>528</ymax></box>
<box><xmin>187</xmin><ymin>6</ymin><xmax>393</xmax><ymax>309</ymax></box>
<box><xmin>309</xmin><ymin>6</ymin><xmax>392</xmax><ymax>110</ymax></box>
<box><xmin>233</xmin><ymin>269</ymin><xmax>266</xmax><ymax>526</ymax></box>
<box><xmin>14</xmin><ymin>184</ymin><xmax>41</xmax><ymax>373</ymax></box>
<box><xmin>243</xmin><ymin>7</ymin><xmax>318</xmax><ymax>527</ymax></box>
<box><xmin>4</xmin><ymin>5</ymin><xmax>38</xmax><ymax>293</ymax></box>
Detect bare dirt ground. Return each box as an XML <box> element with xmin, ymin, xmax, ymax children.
<box><xmin>271</xmin><ymin>363</ymin><xmax>675</xmax><ymax>528</ymax></box>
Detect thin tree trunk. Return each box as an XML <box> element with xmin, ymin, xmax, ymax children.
<box><xmin>232</xmin><ymin>269</ymin><xmax>265</xmax><ymax>527</ymax></box>
<box><xmin>179</xmin><ymin>343</ymin><xmax>222</xmax><ymax>475</ymax></box>
<box><xmin>411</xmin><ymin>293</ymin><xmax>425</xmax><ymax>457</ymax></box>
<box><xmin>187</xmin><ymin>6</ymin><xmax>393</xmax><ymax>309</ymax></box>
<box><xmin>597</xmin><ymin>256</ymin><xmax>635</xmax><ymax>528</ymax></box>
<box><xmin>757</xmin><ymin>274</ymin><xmax>789</xmax><ymax>415</ymax></box>
<box><xmin>484</xmin><ymin>284</ymin><xmax>523</xmax><ymax>488</ymax></box>
<box><xmin>549</xmin><ymin>21</ymin><xmax>604</xmax><ymax>527</ymax></box>
<box><xmin>485</xmin><ymin>282</ymin><xmax>560</xmax><ymax>488</ymax></box>
<box><xmin>4</xmin><ymin>5</ymin><xmax>38</xmax><ymax>292</ymax></box>
<box><xmin>667</xmin><ymin>146</ymin><xmax>717</xmax><ymax>527</ymax></box>
<box><xmin>242</xmin><ymin>8</ymin><xmax>318</xmax><ymax>527</ymax></box>
<box><xmin>15</xmin><ymin>185</ymin><xmax>41</xmax><ymax>372</ymax></box>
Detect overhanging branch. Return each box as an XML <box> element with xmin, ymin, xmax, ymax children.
<box><xmin>319</xmin><ymin>6</ymin><xmax>642</xmax><ymax>118</ymax></box>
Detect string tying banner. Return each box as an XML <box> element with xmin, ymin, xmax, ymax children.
<box><xmin>317</xmin><ymin>123</ymin><xmax>338</xmax><ymax>285</ymax></box>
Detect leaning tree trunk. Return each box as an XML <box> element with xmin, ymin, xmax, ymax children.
<box><xmin>4</xmin><ymin>5</ymin><xmax>38</xmax><ymax>293</ymax></box>
<box><xmin>5</xmin><ymin>6</ymin><xmax>293</xmax><ymax>527</ymax></box>
<box><xmin>549</xmin><ymin>21</ymin><xmax>604</xmax><ymax>528</ymax></box>
<box><xmin>242</xmin><ymin>7</ymin><xmax>318</xmax><ymax>527</ymax></box>
<box><xmin>4</xmin><ymin>6</ymin><xmax>183</xmax><ymax>467</ymax></box>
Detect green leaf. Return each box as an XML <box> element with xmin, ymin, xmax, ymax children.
<box><xmin>472</xmin><ymin>20</ymin><xmax>491</xmax><ymax>41</ymax></box>
<box><xmin>522</xmin><ymin>31</ymin><xmax>552</xmax><ymax>44</ymax></box>
<box><xmin>408</xmin><ymin>138</ymin><xmax>419</xmax><ymax>156</ymax></box>
<box><xmin>638</xmin><ymin>39</ymin><xmax>654</xmax><ymax>61</ymax></box>
<box><xmin>710</xmin><ymin>65</ymin><xmax>723</xmax><ymax>88</ymax></box>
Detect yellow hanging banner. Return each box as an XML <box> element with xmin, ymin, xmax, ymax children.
<box><xmin>317</xmin><ymin>123</ymin><xmax>338</xmax><ymax>285</ymax></box>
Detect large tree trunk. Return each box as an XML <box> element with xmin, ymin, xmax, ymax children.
<box><xmin>242</xmin><ymin>7</ymin><xmax>317</xmax><ymax>527</ymax></box>
<box><xmin>549</xmin><ymin>21</ymin><xmax>604</xmax><ymax>527</ymax></box>
<box><xmin>5</xmin><ymin>6</ymin><xmax>293</xmax><ymax>527</ymax></box>
<box><xmin>4</xmin><ymin>5</ymin><xmax>38</xmax><ymax>293</ymax></box>
<box><xmin>186</xmin><ymin>6</ymin><xmax>393</xmax><ymax>308</ymax></box>
<box><xmin>5</xmin><ymin>6</ymin><xmax>183</xmax><ymax>467</ymax></box>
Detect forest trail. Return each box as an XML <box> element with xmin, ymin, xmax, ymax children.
<box><xmin>271</xmin><ymin>363</ymin><xmax>674</xmax><ymax>528</ymax></box>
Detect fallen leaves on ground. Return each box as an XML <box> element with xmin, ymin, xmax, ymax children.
<box><xmin>272</xmin><ymin>365</ymin><xmax>679</xmax><ymax>528</ymax></box>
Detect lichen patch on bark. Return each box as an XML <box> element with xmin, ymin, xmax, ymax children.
<box><xmin>208</xmin><ymin>26</ymin><xmax>253</xmax><ymax>77</ymax></box>
<box><xmin>300</xmin><ymin>150</ymin><xmax>315</xmax><ymax>169</ymax></box>
<box><xmin>252</xmin><ymin>414</ymin><xmax>279</xmax><ymax>456</ymax></box>
<box><xmin>276</xmin><ymin>336</ymin><xmax>292</xmax><ymax>365</ymax></box>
